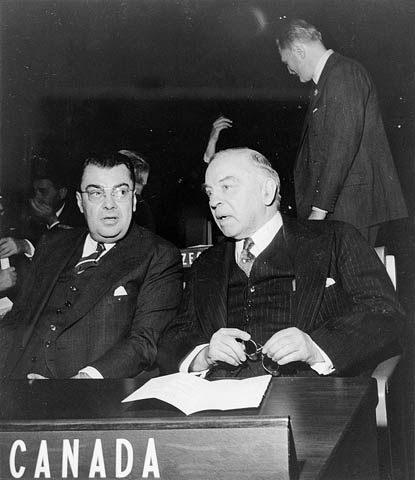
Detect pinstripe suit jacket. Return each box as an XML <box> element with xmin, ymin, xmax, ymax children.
<box><xmin>0</xmin><ymin>223</ymin><xmax>182</xmax><ymax>378</ymax></box>
<box><xmin>157</xmin><ymin>216</ymin><xmax>404</xmax><ymax>376</ymax></box>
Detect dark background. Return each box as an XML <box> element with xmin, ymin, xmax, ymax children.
<box><xmin>0</xmin><ymin>1</ymin><xmax>414</xmax><ymax>476</ymax></box>
<box><xmin>1</xmin><ymin>0</ymin><xmax>414</xmax><ymax>244</ymax></box>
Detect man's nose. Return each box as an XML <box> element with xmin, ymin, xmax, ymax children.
<box><xmin>209</xmin><ymin>192</ymin><xmax>221</xmax><ymax>209</ymax></box>
<box><xmin>102</xmin><ymin>191</ymin><xmax>116</xmax><ymax>208</ymax></box>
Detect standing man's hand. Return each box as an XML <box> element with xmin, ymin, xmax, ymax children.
<box><xmin>308</xmin><ymin>208</ymin><xmax>327</xmax><ymax>220</ymax></box>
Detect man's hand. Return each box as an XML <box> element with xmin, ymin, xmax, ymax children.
<box><xmin>29</xmin><ymin>198</ymin><xmax>58</xmax><ymax>226</ymax></box>
<box><xmin>203</xmin><ymin>116</ymin><xmax>233</xmax><ymax>163</ymax></box>
<box><xmin>0</xmin><ymin>268</ymin><xmax>17</xmax><ymax>292</ymax></box>
<box><xmin>262</xmin><ymin>327</ymin><xmax>324</xmax><ymax>366</ymax></box>
<box><xmin>0</xmin><ymin>237</ymin><xmax>30</xmax><ymax>257</ymax></box>
<box><xmin>210</xmin><ymin>116</ymin><xmax>233</xmax><ymax>142</ymax></box>
<box><xmin>190</xmin><ymin>328</ymin><xmax>250</xmax><ymax>371</ymax></box>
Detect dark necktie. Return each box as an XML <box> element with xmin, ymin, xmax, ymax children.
<box><xmin>238</xmin><ymin>237</ymin><xmax>255</xmax><ymax>276</ymax></box>
<box><xmin>74</xmin><ymin>242</ymin><xmax>105</xmax><ymax>275</ymax></box>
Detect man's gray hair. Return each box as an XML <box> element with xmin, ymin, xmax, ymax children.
<box><xmin>276</xmin><ymin>18</ymin><xmax>323</xmax><ymax>50</ymax></box>
<box><xmin>213</xmin><ymin>148</ymin><xmax>281</xmax><ymax>208</ymax></box>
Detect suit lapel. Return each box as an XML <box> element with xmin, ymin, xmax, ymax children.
<box><xmin>194</xmin><ymin>239</ymin><xmax>233</xmax><ymax>334</ymax></box>
<box><xmin>63</xmin><ymin>224</ymin><xmax>147</xmax><ymax>328</ymax></box>
<box><xmin>283</xmin><ymin>217</ymin><xmax>334</xmax><ymax>331</ymax></box>
<box><xmin>21</xmin><ymin>230</ymin><xmax>86</xmax><ymax>343</ymax></box>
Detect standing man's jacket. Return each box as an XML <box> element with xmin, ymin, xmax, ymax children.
<box><xmin>295</xmin><ymin>52</ymin><xmax>407</xmax><ymax>228</ymax></box>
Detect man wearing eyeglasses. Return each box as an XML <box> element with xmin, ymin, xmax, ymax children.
<box><xmin>157</xmin><ymin>148</ymin><xmax>404</xmax><ymax>378</ymax></box>
<box><xmin>0</xmin><ymin>153</ymin><xmax>182</xmax><ymax>379</ymax></box>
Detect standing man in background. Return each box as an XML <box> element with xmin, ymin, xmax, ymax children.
<box><xmin>276</xmin><ymin>19</ymin><xmax>407</xmax><ymax>245</ymax></box>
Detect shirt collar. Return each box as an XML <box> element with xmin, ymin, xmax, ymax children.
<box><xmin>55</xmin><ymin>203</ymin><xmax>65</xmax><ymax>218</ymax></box>
<box><xmin>235</xmin><ymin>212</ymin><xmax>283</xmax><ymax>260</ymax></box>
<box><xmin>313</xmin><ymin>49</ymin><xmax>334</xmax><ymax>84</ymax></box>
<box><xmin>82</xmin><ymin>234</ymin><xmax>116</xmax><ymax>257</ymax></box>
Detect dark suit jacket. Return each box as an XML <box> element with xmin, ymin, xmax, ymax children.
<box><xmin>157</xmin><ymin>216</ymin><xmax>404</xmax><ymax>376</ymax></box>
<box><xmin>295</xmin><ymin>52</ymin><xmax>407</xmax><ymax>228</ymax></box>
<box><xmin>0</xmin><ymin>223</ymin><xmax>182</xmax><ymax>378</ymax></box>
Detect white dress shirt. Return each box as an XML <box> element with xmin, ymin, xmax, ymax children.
<box><xmin>78</xmin><ymin>235</ymin><xmax>115</xmax><ymax>379</ymax></box>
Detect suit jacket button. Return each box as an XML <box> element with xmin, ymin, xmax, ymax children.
<box><xmin>45</xmin><ymin>341</ymin><xmax>51</xmax><ymax>348</ymax></box>
<box><xmin>50</xmin><ymin>324</ymin><xmax>57</xmax><ymax>331</ymax></box>
<box><xmin>56</xmin><ymin>308</ymin><xmax>62</xmax><ymax>314</ymax></box>
<box><xmin>64</xmin><ymin>301</ymin><xmax>72</xmax><ymax>307</ymax></box>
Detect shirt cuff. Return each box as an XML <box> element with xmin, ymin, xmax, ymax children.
<box><xmin>312</xmin><ymin>206</ymin><xmax>328</xmax><ymax>213</ymax></box>
<box><xmin>309</xmin><ymin>343</ymin><xmax>335</xmax><ymax>375</ymax></box>
<box><xmin>24</xmin><ymin>240</ymin><xmax>35</xmax><ymax>258</ymax></box>
<box><xmin>179</xmin><ymin>344</ymin><xmax>210</xmax><ymax>378</ymax></box>
<box><xmin>47</xmin><ymin>220</ymin><xmax>60</xmax><ymax>230</ymax></box>
<box><xmin>79</xmin><ymin>366</ymin><xmax>103</xmax><ymax>379</ymax></box>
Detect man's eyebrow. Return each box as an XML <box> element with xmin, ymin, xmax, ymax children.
<box><xmin>219</xmin><ymin>175</ymin><xmax>238</xmax><ymax>183</ymax></box>
<box><xmin>84</xmin><ymin>182</ymin><xmax>131</xmax><ymax>189</ymax></box>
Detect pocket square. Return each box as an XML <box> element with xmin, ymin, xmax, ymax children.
<box><xmin>114</xmin><ymin>286</ymin><xmax>128</xmax><ymax>296</ymax></box>
<box><xmin>325</xmin><ymin>278</ymin><xmax>336</xmax><ymax>287</ymax></box>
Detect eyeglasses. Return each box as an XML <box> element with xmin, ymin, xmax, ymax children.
<box><xmin>80</xmin><ymin>186</ymin><xmax>133</xmax><ymax>203</ymax></box>
<box><xmin>243</xmin><ymin>339</ymin><xmax>280</xmax><ymax>377</ymax></box>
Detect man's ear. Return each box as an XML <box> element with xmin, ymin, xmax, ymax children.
<box><xmin>76</xmin><ymin>191</ymin><xmax>84</xmax><ymax>214</ymax></box>
<box><xmin>292</xmin><ymin>42</ymin><xmax>306</xmax><ymax>59</ymax></box>
<box><xmin>262</xmin><ymin>178</ymin><xmax>277</xmax><ymax>206</ymax></box>
<box><xmin>132</xmin><ymin>191</ymin><xmax>137</xmax><ymax>213</ymax></box>
<box><xmin>58</xmin><ymin>187</ymin><xmax>68</xmax><ymax>201</ymax></box>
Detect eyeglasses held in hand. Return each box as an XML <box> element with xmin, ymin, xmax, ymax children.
<box><xmin>243</xmin><ymin>339</ymin><xmax>280</xmax><ymax>377</ymax></box>
<box><xmin>80</xmin><ymin>186</ymin><xmax>134</xmax><ymax>203</ymax></box>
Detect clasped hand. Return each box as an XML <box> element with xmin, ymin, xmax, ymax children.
<box><xmin>201</xmin><ymin>327</ymin><xmax>323</xmax><ymax>369</ymax></box>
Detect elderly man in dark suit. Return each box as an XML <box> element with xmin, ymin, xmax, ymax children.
<box><xmin>0</xmin><ymin>153</ymin><xmax>182</xmax><ymax>379</ymax></box>
<box><xmin>276</xmin><ymin>19</ymin><xmax>407</xmax><ymax>246</ymax></box>
<box><xmin>157</xmin><ymin>148</ymin><xmax>404</xmax><ymax>378</ymax></box>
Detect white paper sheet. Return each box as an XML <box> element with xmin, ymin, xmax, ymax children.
<box><xmin>122</xmin><ymin>372</ymin><xmax>272</xmax><ymax>415</ymax></box>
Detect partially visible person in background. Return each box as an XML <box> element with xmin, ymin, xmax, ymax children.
<box><xmin>118</xmin><ymin>149</ymin><xmax>156</xmax><ymax>232</ymax></box>
<box><xmin>0</xmin><ymin>156</ymin><xmax>84</xmax><ymax>261</ymax></box>
<box><xmin>0</xmin><ymin>194</ymin><xmax>17</xmax><ymax>295</ymax></box>
<box><xmin>276</xmin><ymin>19</ymin><xmax>407</xmax><ymax>245</ymax></box>
<box><xmin>203</xmin><ymin>116</ymin><xmax>233</xmax><ymax>164</ymax></box>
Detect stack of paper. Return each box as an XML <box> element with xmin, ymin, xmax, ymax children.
<box><xmin>122</xmin><ymin>372</ymin><xmax>272</xmax><ymax>415</ymax></box>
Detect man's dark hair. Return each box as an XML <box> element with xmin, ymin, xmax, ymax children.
<box><xmin>276</xmin><ymin>18</ymin><xmax>323</xmax><ymax>51</ymax></box>
<box><xmin>78</xmin><ymin>152</ymin><xmax>136</xmax><ymax>190</ymax></box>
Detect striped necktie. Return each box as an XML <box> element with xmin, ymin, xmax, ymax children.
<box><xmin>238</xmin><ymin>237</ymin><xmax>255</xmax><ymax>276</ymax></box>
<box><xmin>74</xmin><ymin>242</ymin><xmax>105</xmax><ymax>275</ymax></box>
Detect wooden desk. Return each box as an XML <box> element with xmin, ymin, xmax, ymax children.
<box><xmin>0</xmin><ymin>377</ymin><xmax>379</xmax><ymax>480</ymax></box>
